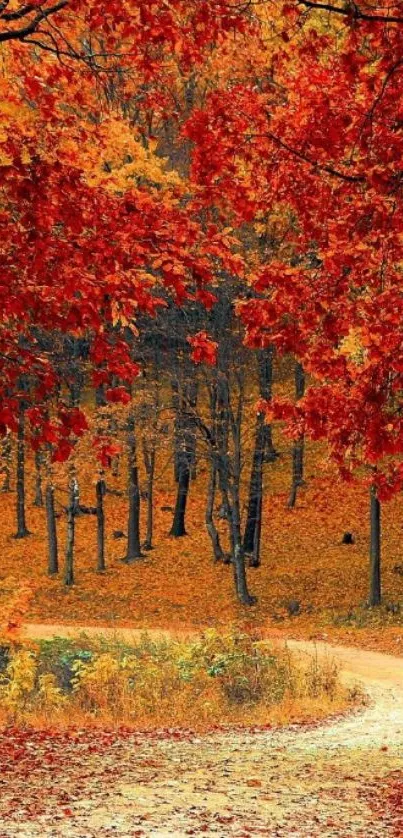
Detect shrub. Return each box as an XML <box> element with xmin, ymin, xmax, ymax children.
<box><xmin>37</xmin><ymin>637</ymin><xmax>94</xmax><ymax>692</ymax></box>
<box><xmin>0</xmin><ymin>631</ymin><xmax>348</xmax><ymax>729</ymax></box>
<box><xmin>0</xmin><ymin>649</ymin><xmax>37</xmax><ymax>717</ymax></box>
<box><xmin>37</xmin><ymin>674</ymin><xmax>66</xmax><ymax>710</ymax></box>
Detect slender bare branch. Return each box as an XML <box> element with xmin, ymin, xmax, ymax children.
<box><xmin>298</xmin><ymin>0</ymin><xmax>403</xmax><ymax>24</ymax></box>
<box><xmin>0</xmin><ymin>0</ymin><xmax>68</xmax><ymax>44</ymax></box>
<box><xmin>266</xmin><ymin>130</ymin><xmax>365</xmax><ymax>183</ymax></box>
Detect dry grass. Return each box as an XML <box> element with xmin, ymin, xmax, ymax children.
<box><xmin>0</xmin><ymin>631</ymin><xmax>355</xmax><ymax>731</ymax></box>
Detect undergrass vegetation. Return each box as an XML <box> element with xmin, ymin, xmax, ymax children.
<box><xmin>0</xmin><ymin>631</ymin><xmax>358</xmax><ymax>730</ymax></box>
<box><xmin>329</xmin><ymin>602</ymin><xmax>403</xmax><ymax>629</ymax></box>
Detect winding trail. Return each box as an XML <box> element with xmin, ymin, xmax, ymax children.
<box><xmin>2</xmin><ymin>624</ymin><xmax>402</xmax><ymax>837</ymax></box>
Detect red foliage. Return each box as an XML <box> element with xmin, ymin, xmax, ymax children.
<box><xmin>185</xmin><ymin>1</ymin><xmax>403</xmax><ymax>498</ymax></box>
<box><xmin>188</xmin><ymin>331</ymin><xmax>218</xmax><ymax>366</ymax></box>
<box><xmin>0</xmin><ymin>1</ymin><xmax>250</xmax><ymax>461</ymax></box>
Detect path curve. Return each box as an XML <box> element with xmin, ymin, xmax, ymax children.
<box><xmin>6</xmin><ymin>623</ymin><xmax>403</xmax><ymax>836</ymax></box>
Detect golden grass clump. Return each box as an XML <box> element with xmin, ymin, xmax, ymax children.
<box><xmin>0</xmin><ymin>630</ymin><xmax>354</xmax><ymax>730</ymax></box>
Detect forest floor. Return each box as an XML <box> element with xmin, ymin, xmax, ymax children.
<box><xmin>2</xmin><ymin>372</ymin><xmax>403</xmax><ymax>650</ymax></box>
<box><xmin>2</xmin><ymin>385</ymin><xmax>403</xmax><ymax>833</ymax></box>
<box><xmin>0</xmin><ymin>634</ymin><xmax>402</xmax><ymax>837</ymax></box>
<box><xmin>2</xmin><ymin>449</ymin><xmax>403</xmax><ymax>655</ymax></box>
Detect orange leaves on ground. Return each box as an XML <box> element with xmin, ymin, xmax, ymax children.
<box><xmin>0</xmin><ymin>435</ymin><xmax>402</xmax><ymax>655</ymax></box>
<box><xmin>0</xmin><ymin>582</ymin><xmax>35</xmax><ymax>642</ymax></box>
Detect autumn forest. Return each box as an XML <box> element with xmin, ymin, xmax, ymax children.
<box><xmin>1</xmin><ymin>2</ymin><xmax>403</xmax><ymax>836</ymax></box>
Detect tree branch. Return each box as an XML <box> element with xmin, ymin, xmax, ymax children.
<box><xmin>2</xmin><ymin>3</ymin><xmax>42</xmax><ymax>22</ymax></box>
<box><xmin>266</xmin><ymin>130</ymin><xmax>365</xmax><ymax>183</ymax></box>
<box><xmin>0</xmin><ymin>0</ymin><xmax>68</xmax><ymax>43</ymax></box>
<box><xmin>297</xmin><ymin>0</ymin><xmax>403</xmax><ymax>24</ymax></box>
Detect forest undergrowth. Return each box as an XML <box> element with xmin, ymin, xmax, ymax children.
<box><xmin>0</xmin><ymin>630</ymin><xmax>353</xmax><ymax>731</ymax></box>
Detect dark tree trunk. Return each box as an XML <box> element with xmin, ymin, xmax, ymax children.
<box><xmin>144</xmin><ymin>468</ymin><xmax>154</xmax><ymax>551</ymax></box>
<box><xmin>205</xmin><ymin>380</ymin><xmax>227</xmax><ymax>562</ymax></box>
<box><xmin>67</xmin><ymin>342</ymin><xmax>83</xmax><ymax>408</ymax></box>
<box><xmin>251</xmin><ymin>490</ymin><xmax>263</xmax><ymax>569</ymax></box>
<box><xmin>229</xmin><ymin>489</ymin><xmax>256</xmax><ymax>605</ymax></box>
<box><xmin>369</xmin><ymin>484</ymin><xmax>381</xmax><ymax>606</ymax></box>
<box><xmin>213</xmin><ymin>374</ymin><xmax>233</xmax><ymax>565</ymax></box>
<box><xmin>221</xmin><ymin>491</ymin><xmax>234</xmax><ymax>565</ymax></box>
<box><xmin>96</xmin><ymin>479</ymin><xmax>106</xmax><ymax>572</ymax></box>
<box><xmin>288</xmin><ymin>362</ymin><xmax>306</xmax><ymax>509</ymax></box>
<box><xmin>64</xmin><ymin>479</ymin><xmax>79</xmax><ymax>586</ymax></box>
<box><xmin>34</xmin><ymin>450</ymin><xmax>44</xmax><ymax>507</ymax></box>
<box><xmin>226</xmin><ymin>360</ymin><xmax>256</xmax><ymax>604</ymax></box>
<box><xmin>95</xmin><ymin>384</ymin><xmax>107</xmax><ymax>407</ymax></box>
<box><xmin>186</xmin><ymin>379</ymin><xmax>198</xmax><ymax>480</ymax></box>
<box><xmin>243</xmin><ymin>415</ymin><xmax>265</xmax><ymax>560</ymax></box>
<box><xmin>263</xmin><ymin>423</ymin><xmax>277</xmax><ymax>464</ymax></box>
<box><xmin>142</xmin><ymin>442</ymin><xmax>155</xmax><ymax>551</ymax></box>
<box><xmin>46</xmin><ymin>482</ymin><xmax>58</xmax><ymax>575</ymax></box>
<box><xmin>233</xmin><ymin>543</ymin><xmax>256</xmax><ymax>604</ymax></box>
<box><xmin>171</xmin><ymin>377</ymin><xmax>181</xmax><ymax>484</ymax></box>
<box><xmin>68</xmin><ymin>379</ymin><xmax>82</xmax><ymax>408</ymax></box>
<box><xmin>1</xmin><ymin>432</ymin><xmax>12</xmax><ymax>493</ymax></box>
<box><xmin>169</xmin><ymin>460</ymin><xmax>190</xmax><ymax>537</ymax></box>
<box><xmin>226</xmin><ymin>436</ymin><xmax>256</xmax><ymax>604</ymax></box>
<box><xmin>170</xmin><ymin>372</ymin><xmax>193</xmax><ymax>538</ymax></box>
<box><xmin>110</xmin><ymin>414</ymin><xmax>120</xmax><ymax>478</ymax></box>
<box><xmin>111</xmin><ymin>454</ymin><xmax>120</xmax><ymax>478</ymax></box>
<box><xmin>220</xmin><ymin>450</ymin><xmax>256</xmax><ymax>605</ymax></box>
<box><xmin>258</xmin><ymin>348</ymin><xmax>278</xmax><ymax>463</ymax></box>
<box><xmin>15</xmin><ymin>407</ymin><xmax>30</xmax><ymax>538</ymax></box>
<box><xmin>206</xmin><ymin>293</ymin><xmax>256</xmax><ymax>603</ymax></box>
<box><xmin>205</xmin><ymin>462</ymin><xmax>225</xmax><ymax>561</ymax></box>
<box><xmin>142</xmin><ymin>359</ymin><xmax>160</xmax><ymax>551</ymax></box>
<box><xmin>124</xmin><ymin>413</ymin><xmax>143</xmax><ymax>562</ymax></box>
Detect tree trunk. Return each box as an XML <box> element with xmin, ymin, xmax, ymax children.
<box><xmin>171</xmin><ymin>377</ymin><xmax>181</xmax><ymax>484</ymax></box>
<box><xmin>143</xmin><ymin>447</ymin><xmax>155</xmax><ymax>551</ymax></box>
<box><xmin>230</xmin><ymin>494</ymin><xmax>256</xmax><ymax>605</ymax></box>
<box><xmin>141</xmin><ymin>361</ymin><xmax>160</xmax><ymax>551</ymax></box>
<box><xmin>215</xmin><ymin>371</ymin><xmax>232</xmax><ymax>563</ymax></box>
<box><xmin>68</xmin><ymin>379</ymin><xmax>82</xmax><ymax>408</ymax></box>
<box><xmin>206</xmin><ymin>379</ymin><xmax>228</xmax><ymax>562</ymax></box>
<box><xmin>205</xmin><ymin>462</ymin><xmax>225</xmax><ymax>561</ymax></box>
<box><xmin>64</xmin><ymin>478</ymin><xmax>79</xmax><ymax>586</ymax></box>
<box><xmin>369</xmin><ymin>484</ymin><xmax>381</xmax><ymax>606</ymax></box>
<box><xmin>169</xmin><ymin>460</ymin><xmax>190</xmax><ymax>537</ymax></box>
<box><xmin>251</xmin><ymin>489</ymin><xmax>263</xmax><ymax>568</ymax></box>
<box><xmin>263</xmin><ymin>423</ymin><xmax>277</xmax><ymax>464</ymax></box>
<box><xmin>46</xmin><ymin>482</ymin><xmax>58</xmax><ymax>575</ymax></box>
<box><xmin>124</xmin><ymin>413</ymin><xmax>142</xmax><ymax>562</ymax></box>
<box><xmin>67</xmin><ymin>343</ymin><xmax>83</xmax><ymax>408</ymax></box>
<box><xmin>221</xmin><ymin>459</ymin><xmax>256</xmax><ymax>605</ymax></box>
<box><xmin>14</xmin><ymin>407</ymin><xmax>30</xmax><ymax>538</ymax></box>
<box><xmin>186</xmin><ymin>379</ymin><xmax>198</xmax><ymax>480</ymax></box>
<box><xmin>96</xmin><ymin>479</ymin><xmax>106</xmax><ymax>572</ymax></box>
<box><xmin>170</xmin><ymin>375</ymin><xmax>192</xmax><ymax>538</ymax></box>
<box><xmin>34</xmin><ymin>450</ymin><xmax>44</xmax><ymax>507</ymax></box>
<box><xmin>110</xmin><ymin>414</ymin><xmax>120</xmax><ymax>477</ymax></box>
<box><xmin>95</xmin><ymin>383</ymin><xmax>107</xmax><ymax>407</ymax></box>
<box><xmin>243</xmin><ymin>415</ymin><xmax>265</xmax><ymax>559</ymax></box>
<box><xmin>288</xmin><ymin>362</ymin><xmax>306</xmax><ymax>508</ymax></box>
<box><xmin>258</xmin><ymin>348</ymin><xmax>278</xmax><ymax>463</ymax></box>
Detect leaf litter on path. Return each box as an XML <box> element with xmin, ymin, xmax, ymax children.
<box><xmin>0</xmin><ymin>636</ymin><xmax>402</xmax><ymax>836</ymax></box>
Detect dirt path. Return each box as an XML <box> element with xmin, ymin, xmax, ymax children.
<box><xmin>1</xmin><ymin>623</ymin><xmax>402</xmax><ymax>837</ymax></box>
